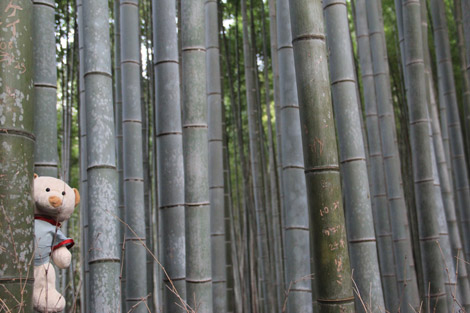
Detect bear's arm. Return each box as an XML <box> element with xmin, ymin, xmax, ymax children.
<box><xmin>51</xmin><ymin>246</ymin><xmax>71</xmax><ymax>269</ymax></box>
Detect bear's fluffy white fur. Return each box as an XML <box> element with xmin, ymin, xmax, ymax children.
<box><xmin>33</xmin><ymin>175</ymin><xmax>79</xmax><ymax>313</ymax></box>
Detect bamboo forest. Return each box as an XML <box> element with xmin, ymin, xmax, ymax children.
<box><xmin>3</xmin><ymin>0</ymin><xmax>470</xmax><ymax>312</ymax></box>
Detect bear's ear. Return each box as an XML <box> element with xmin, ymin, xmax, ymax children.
<box><xmin>34</xmin><ymin>173</ymin><xmax>38</xmax><ymax>179</ymax></box>
<box><xmin>73</xmin><ymin>188</ymin><xmax>80</xmax><ymax>207</ymax></box>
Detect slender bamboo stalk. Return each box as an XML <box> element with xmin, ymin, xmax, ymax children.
<box><xmin>76</xmin><ymin>0</ymin><xmax>89</xmax><ymax>310</ymax></box>
<box><xmin>400</xmin><ymin>1</ymin><xmax>449</xmax><ymax>311</ymax></box>
<box><xmin>82</xmin><ymin>0</ymin><xmax>121</xmax><ymax>310</ymax></box>
<box><xmin>275</xmin><ymin>0</ymin><xmax>313</xmax><ymax>312</ymax></box>
<box><xmin>354</xmin><ymin>1</ymin><xmax>399</xmax><ymax>311</ymax></box>
<box><xmin>241</xmin><ymin>1</ymin><xmax>269</xmax><ymax>311</ymax></box>
<box><xmin>267</xmin><ymin>3</ymin><xmax>285</xmax><ymax>310</ymax></box>
<box><xmin>420</xmin><ymin>0</ymin><xmax>468</xmax><ymax>308</ymax></box>
<box><xmin>205</xmin><ymin>0</ymin><xmax>227</xmax><ymax>311</ymax></box>
<box><xmin>181</xmin><ymin>1</ymin><xmax>213</xmax><ymax>311</ymax></box>
<box><xmin>153</xmin><ymin>0</ymin><xmax>187</xmax><ymax>311</ymax></box>
<box><xmin>0</xmin><ymin>1</ymin><xmax>34</xmax><ymax>310</ymax></box>
<box><xmin>324</xmin><ymin>1</ymin><xmax>385</xmax><ymax>312</ymax></box>
<box><xmin>454</xmin><ymin>0</ymin><xmax>470</xmax><ymax>164</ymax></box>
<box><xmin>430</xmin><ymin>0</ymin><xmax>470</xmax><ymax>263</ymax></box>
<box><xmin>464</xmin><ymin>0</ymin><xmax>470</xmax><ymax>98</ymax></box>
<box><xmin>120</xmin><ymin>0</ymin><xmax>148</xmax><ymax>311</ymax></box>
<box><xmin>112</xmin><ymin>0</ymin><xmax>126</xmax><ymax>308</ymax></box>
<box><xmin>32</xmin><ymin>0</ymin><xmax>58</xmax><ymax>178</ymax></box>
<box><xmin>365</xmin><ymin>2</ymin><xmax>421</xmax><ymax>311</ymax></box>
<box><xmin>288</xmin><ymin>1</ymin><xmax>355</xmax><ymax>312</ymax></box>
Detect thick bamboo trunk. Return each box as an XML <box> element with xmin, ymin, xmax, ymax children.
<box><xmin>354</xmin><ymin>1</ymin><xmax>399</xmax><ymax>311</ymax></box>
<box><xmin>288</xmin><ymin>1</ymin><xmax>355</xmax><ymax>312</ymax></box>
<box><xmin>181</xmin><ymin>1</ymin><xmax>213</xmax><ymax>312</ymax></box>
<box><xmin>32</xmin><ymin>0</ymin><xmax>58</xmax><ymax>178</ymax></box>
<box><xmin>153</xmin><ymin>0</ymin><xmax>187</xmax><ymax>311</ymax></box>
<box><xmin>324</xmin><ymin>1</ymin><xmax>385</xmax><ymax>312</ymax></box>
<box><xmin>82</xmin><ymin>0</ymin><xmax>121</xmax><ymax>310</ymax></box>
<box><xmin>0</xmin><ymin>1</ymin><xmax>34</xmax><ymax>310</ymax></box>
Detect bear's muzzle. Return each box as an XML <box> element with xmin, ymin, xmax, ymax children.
<box><xmin>48</xmin><ymin>196</ymin><xmax>62</xmax><ymax>208</ymax></box>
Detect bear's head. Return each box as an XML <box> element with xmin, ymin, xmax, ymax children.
<box><xmin>34</xmin><ymin>174</ymin><xmax>80</xmax><ymax>222</ymax></box>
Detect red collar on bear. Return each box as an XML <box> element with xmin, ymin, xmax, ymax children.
<box><xmin>35</xmin><ymin>215</ymin><xmax>61</xmax><ymax>227</ymax></box>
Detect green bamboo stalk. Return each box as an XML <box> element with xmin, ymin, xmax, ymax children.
<box><xmin>153</xmin><ymin>0</ymin><xmax>187</xmax><ymax>311</ymax></box>
<box><xmin>365</xmin><ymin>1</ymin><xmax>421</xmax><ymax>311</ymax></box>
<box><xmin>323</xmin><ymin>1</ymin><xmax>385</xmax><ymax>312</ymax></box>
<box><xmin>82</xmin><ymin>0</ymin><xmax>121</xmax><ymax>310</ymax></box>
<box><xmin>430</xmin><ymin>0</ymin><xmax>470</xmax><ymax>263</ymax></box>
<box><xmin>120</xmin><ymin>1</ymin><xmax>148</xmax><ymax>311</ymax></box>
<box><xmin>181</xmin><ymin>1</ymin><xmax>213</xmax><ymax>312</ymax></box>
<box><xmin>0</xmin><ymin>1</ymin><xmax>34</xmax><ymax>311</ymax></box>
<box><xmin>400</xmin><ymin>1</ymin><xmax>449</xmax><ymax>311</ymax></box>
<box><xmin>32</xmin><ymin>0</ymin><xmax>58</xmax><ymax>178</ymax></box>
<box><xmin>205</xmin><ymin>0</ymin><xmax>227</xmax><ymax>312</ymax></box>
<box><xmin>464</xmin><ymin>0</ymin><xmax>470</xmax><ymax>97</ymax></box>
<box><xmin>275</xmin><ymin>0</ymin><xmax>313</xmax><ymax>312</ymax></box>
<box><xmin>354</xmin><ymin>1</ymin><xmax>400</xmax><ymax>311</ymax></box>
<box><xmin>454</xmin><ymin>0</ymin><xmax>470</xmax><ymax>165</ymax></box>
<box><xmin>267</xmin><ymin>3</ymin><xmax>285</xmax><ymax>310</ymax></box>
<box><xmin>76</xmin><ymin>0</ymin><xmax>89</xmax><ymax>310</ymax></box>
<box><xmin>288</xmin><ymin>1</ymin><xmax>354</xmax><ymax>312</ymax></box>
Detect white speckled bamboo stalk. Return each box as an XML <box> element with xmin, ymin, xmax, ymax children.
<box><xmin>82</xmin><ymin>0</ymin><xmax>121</xmax><ymax>310</ymax></box>
<box><xmin>0</xmin><ymin>1</ymin><xmax>34</xmax><ymax>310</ymax></box>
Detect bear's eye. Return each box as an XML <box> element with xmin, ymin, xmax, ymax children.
<box><xmin>46</xmin><ymin>188</ymin><xmax>50</xmax><ymax>192</ymax></box>
<box><xmin>62</xmin><ymin>191</ymin><xmax>66</xmax><ymax>196</ymax></box>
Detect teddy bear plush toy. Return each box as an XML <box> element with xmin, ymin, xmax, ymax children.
<box><xmin>33</xmin><ymin>174</ymin><xmax>80</xmax><ymax>313</ymax></box>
